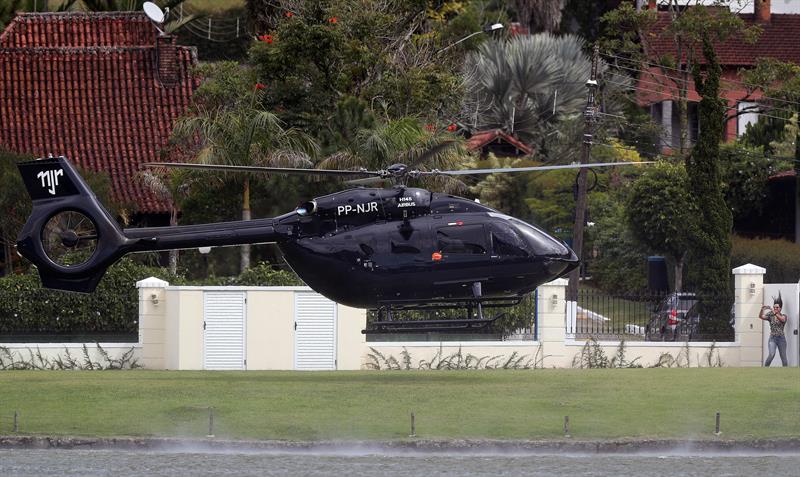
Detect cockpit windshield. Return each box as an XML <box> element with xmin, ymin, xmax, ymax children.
<box><xmin>488</xmin><ymin>213</ymin><xmax>568</xmax><ymax>256</ymax></box>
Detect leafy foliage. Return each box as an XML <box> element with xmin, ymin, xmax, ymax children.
<box><xmin>0</xmin><ymin>259</ymin><xmax>177</xmax><ymax>337</ymax></box>
<box><xmin>248</xmin><ymin>0</ymin><xmax>488</xmax><ymax>135</ymax></box>
<box><xmin>174</xmin><ymin>61</ymin><xmax>318</xmax><ymax>271</ymax></box>
<box><xmin>626</xmin><ymin>161</ymin><xmax>696</xmax><ymax>291</ymax></box>
<box><xmin>462</xmin><ymin>34</ymin><xmax>592</xmax><ymax>144</ymax></box>
<box><xmin>217</xmin><ymin>261</ymin><xmax>303</xmax><ymax>286</ymax></box>
<box><xmin>571</xmin><ymin>338</ymin><xmax>642</xmax><ymax>369</ymax></box>
<box><xmin>0</xmin><ymin>149</ymin><xmax>33</xmax><ymax>274</ymax></box>
<box><xmin>365</xmin><ymin>345</ymin><xmax>545</xmax><ymax>370</ymax></box>
<box><xmin>587</xmin><ymin>193</ymin><xmax>648</xmax><ymax>294</ymax></box>
<box><xmin>731</xmin><ymin>236</ymin><xmax>800</xmax><ymax>284</ymax></box>
<box><xmin>718</xmin><ymin>141</ymin><xmax>792</xmax><ymax>222</ymax></box>
<box><xmin>686</xmin><ymin>37</ymin><xmax>733</xmax><ymax>333</ymax></box>
<box><xmin>0</xmin><ymin>344</ymin><xmax>140</xmax><ymax>370</ymax></box>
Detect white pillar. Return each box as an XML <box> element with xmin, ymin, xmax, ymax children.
<box><xmin>732</xmin><ymin>263</ymin><xmax>766</xmax><ymax>367</ymax></box>
<box><xmin>537</xmin><ymin>278</ymin><xmax>569</xmax><ymax>367</ymax></box>
<box><xmin>136</xmin><ymin>277</ymin><xmax>170</xmax><ymax>369</ymax></box>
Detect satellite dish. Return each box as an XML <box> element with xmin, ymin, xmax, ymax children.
<box><xmin>143</xmin><ymin>2</ymin><xmax>165</xmax><ymax>24</ymax></box>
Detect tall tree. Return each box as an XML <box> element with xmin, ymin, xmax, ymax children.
<box><xmin>626</xmin><ymin>161</ymin><xmax>696</xmax><ymax>292</ymax></box>
<box><xmin>686</xmin><ymin>36</ymin><xmax>733</xmax><ymax>331</ymax></box>
<box><xmin>138</xmin><ymin>168</ymin><xmax>194</xmax><ymax>274</ymax></box>
<box><xmin>248</xmin><ymin>0</ymin><xmax>498</xmax><ymax>134</ymax></box>
<box><xmin>174</xmin><ymin>62</ymin><xmax>318</xmax><ymax>272</ymax></box>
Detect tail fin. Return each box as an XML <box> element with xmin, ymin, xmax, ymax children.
<box><xmin>16</xmin><ymin>157</ymin><xmax>128</xmax><ymax>292</ymax></box>
<box><xmin>16</xmin><ymin>156</ymin><xmax>282</xmax><ymax>293</ymax></box>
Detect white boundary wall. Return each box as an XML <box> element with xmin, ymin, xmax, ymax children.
<box><xmin>136</xmin><ymin>281</ymin><xmax>364</xmax><ymax>370</ymax></box>
<box><xmin>366</xmin><ymin>264</ymin><xmax>777</xmax><ymax>368</ymax></box>
<box><xmin>130</xmin><ymin>263</ymin><xmax>787</xmax><ymax>370</ymax></box>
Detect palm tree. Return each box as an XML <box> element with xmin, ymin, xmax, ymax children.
<box><xmin>174</xmin><ymin>65</ymin><xmax>318</xmax><ymax>272</ymax></box>
<box><xmin>138</xmin><ymin>167</ymin><xmax>193</xmax><ymax>274</ymax></box>
<box><xmin>319</xmin><ymin>116</ymin><xmax>470</xmax><ymax>193</ymax></box>
<box><xmin>462</xmin><ymin>34</ymin><xmax>592</xmax><ymax>146</ymax></box>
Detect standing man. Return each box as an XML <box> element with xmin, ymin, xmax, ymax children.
<box><xmin>760</xmin><ymin>293</ymin><xmax>788</xmax><ymax>367</ymax></box>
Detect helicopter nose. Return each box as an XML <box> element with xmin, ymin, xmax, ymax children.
<box><xmin>511</xmin><ymin>219</ymin><xmax>579</xmax><ymax>278</ymax></box>
<box><xmin>545</xmin><ymin>244</ymin><xmax>579</xmax><ymax>278</ymax></box>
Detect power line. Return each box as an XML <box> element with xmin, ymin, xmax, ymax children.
<box><xmin>601</xmin><ymin>52</ymin><xmax>800</xmax><ymax>110</ymax></box>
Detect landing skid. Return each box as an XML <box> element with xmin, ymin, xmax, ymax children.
<box><xmin>363</xmin><ymin>293</ymin><xmax>523</xmax><ymax>334</ymax></box>
<box><xmin>364</xmin><ymin>313</ymin><xmax>506</xmax><ymax>334</ymax></box>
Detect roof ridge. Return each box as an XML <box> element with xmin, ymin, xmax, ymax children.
<box><xmin>0</xmin><ymin>45</ymin><xmax>194</xmax><ymax>53</ymax></box>
<box><xmin>16</xmin><ymin>11</ymin><xmax>148</xmax><ymax>19</ymax></box>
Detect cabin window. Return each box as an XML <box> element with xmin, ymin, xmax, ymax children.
<box><xmin>436</xmin><ymin>225</ymin><xmax>487</xmax><ymax>255</ymax></box>
<box><xmin>490</xmin><ymin>226</ymin><xmax>528</xmax><ymax>257</ymax></box>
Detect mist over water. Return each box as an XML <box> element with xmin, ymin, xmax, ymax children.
<box><xmin>1</xmin><ymin>449</ymin><xmax>799</xmax><ymax>477</ymax></box>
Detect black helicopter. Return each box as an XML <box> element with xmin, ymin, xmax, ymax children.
<box><xmin>15</xmin><ymin>156</ymin><xmax>647</xmax><ymax>332</ymax></box>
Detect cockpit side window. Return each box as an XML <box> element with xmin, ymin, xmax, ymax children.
<box><xmin>436</xmin><ymin>225</ymin><xmax>487</xmax><ymax>255</ymax></box>
<box><xmin>490</xmin><ymin>225</ymin><xmax>529</xmax><ymax>257</ymax></box>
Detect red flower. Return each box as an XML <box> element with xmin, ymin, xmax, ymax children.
<box><xmin>260</xmin><ymin>34</ymin><xmax>274</xmax><ymax>43</ymax></box>
<box><xmin>446</xmin><ymin>124</ymin><xmax>457</xmax><ymax>132</ymax></box>
<box><xmin>425</xmin><ymin>123</ymin><xmax>436</xmax><ymax>132</ymax></box>
<box><xmin>328</xmin><ymin>17</ymin><xmax>338</xmax><ymax>24</ymax></box>
<box><xmin>285</xmin><ymin>11</ymin><xmax>294</xmax><ymax>18</ymax></box>
<box><xmin>255</xmin><ymin>83</ymin><xmax>267</xmax><ymax>90</ymax></box>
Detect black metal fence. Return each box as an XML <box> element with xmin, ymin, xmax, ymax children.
<box><xmin>568</xmin><ymin>289</ymin><xmax>734</xmax><ymax>342</ymax></box>
<box><xmin>365</xmin><ymin>293</ymin><xmax>538</xmax><ymax>342</ymax></box>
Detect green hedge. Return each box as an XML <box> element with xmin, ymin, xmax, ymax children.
<box><xmin>0</xmin><ymin>259</ymin><xmax>177</xmax><ymax>337</ymax></box>
<box><xmin>731</xmin><ymin>235</ymin><xmax>800</xmax><ymax>283</ymax></box>
<box><xmin>0</xmin><ymin>260</ymin><xmax>303</xmax><ymax>337</ymax></box>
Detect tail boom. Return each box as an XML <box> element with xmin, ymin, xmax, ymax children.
<box><xmin>16</xmin><ymin>157</ymin><xmax>280</xmax><ymax>292</ymax></box>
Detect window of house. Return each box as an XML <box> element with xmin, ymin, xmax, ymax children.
<box><xmin>737</xmin><ymin>101</ymin><xmax>759</xmax><ymax>136</ymax></box>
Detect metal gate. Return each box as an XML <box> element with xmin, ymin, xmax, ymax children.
<box><xmin>203</xmin><ymin>291</ymin><xmax>246</xmax><ymax>370</ymax></box>
<box><xmin>294</xmin><ymin>292</ymin><xmax>337</xmax><ymax>370</ymax></box>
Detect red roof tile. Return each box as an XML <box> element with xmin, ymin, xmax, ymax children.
<box><xmin>0</xmin><ymin>12</ymin><xmax>155</xmax><ymax>47</ymax></box>
<box><xmin>466</xmin><ymin>129</ymin><xmax>533</xmax><ymax>156</ymax></box>
<box><xmin>768</xmin><ymin>169</ymin><xmax>796</xmax><ymax>181</ymax></box>
<box><xmin>0</xmin><ymin>12</ymin><xmax>198</xmax><ymax>214</ymax></box>
<box><xmin>644</xmin><ymin>10</ymin><xmax>800</xmax><ymax>66</ymax></box>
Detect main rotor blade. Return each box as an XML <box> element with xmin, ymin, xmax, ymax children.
<box><xmin>345</xmin><ymin>176</ymin><xmax>389</xmax><ymax>186</ymax></box>
<box><xmin>144</xmin><ymin>162</ymin><xmax>381</xmax><ymax>178</ymax></box>
<box><xmin>418</xmin><ymin>161</ymin><xmax>654</xmax><ymax>176</ymax></box>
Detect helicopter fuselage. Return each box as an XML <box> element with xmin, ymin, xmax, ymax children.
<box><xmin>273</xmin><ymin>187</ymin><xmax>578</xmax><ymax>309</ymax></box>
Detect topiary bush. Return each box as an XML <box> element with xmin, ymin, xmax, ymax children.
<box><xmin>731</xmin><ymin>235</ymin><xmax>800</xmax><ymax>283</ymax></box>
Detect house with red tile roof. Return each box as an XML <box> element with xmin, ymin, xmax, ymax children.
<box><xmin>636</xmin><ymin>0</ymin><xmax>797</xmax><ymax>242</ymax></box>
<box><xmin>466</xmin><ymin>129</ymin><xmax>533</xmax><ymax>159</ymax></box>
<box><xmin>0</xmin><ymin>12</ymin><xmax>198</xmax><ymax>218</ymax></box>
<box><xmin>636</xmin><ymin>0</ymin><xmax>800</xmax><ymax>148</ymax></box>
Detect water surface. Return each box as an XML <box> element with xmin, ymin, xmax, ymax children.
<box><xmin>1</xmin><ymin>448</ymin><xmax>798</xmax><ymax>477</ymax></box>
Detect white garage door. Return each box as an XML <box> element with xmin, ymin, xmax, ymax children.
<box><xmin>294</xmin><ymin>292</ymin><xmax>337</xmax><ymax>370</ymax></box>
<box><xmin>204</xmin><ymin>292</ymin><xmax>246</xmax><ymax>370</ymax></box>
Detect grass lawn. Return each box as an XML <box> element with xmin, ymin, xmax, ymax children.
<box><xmin>0</xmin><ymin>368</ymin><xmax>797</xmax><ymax>441</ymax></box>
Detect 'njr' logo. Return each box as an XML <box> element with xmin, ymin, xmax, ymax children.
<box><xmin>37</xmin><ymin>169</ymin><xmax>64</xmax><ymax>195</ymax></box>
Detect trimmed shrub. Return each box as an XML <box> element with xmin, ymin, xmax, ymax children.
<box><xmin>731</xmin><ymin>235</ymin><xmax>800</xmax><ymax>283</ymax></box>
<box><xmin>0</xmin><ymin>260</ymin><xmax>303</xmax><ymax>337</ymax></box>
<box><xmin>0</xmin><ymin>259</ymin><xmax>177</xmax><ymax>337</ymax></box>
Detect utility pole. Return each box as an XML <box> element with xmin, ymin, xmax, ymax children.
<box><xmin>566</xmin><ymin>44</ymin><xmax>599</xmax><ymax>312</ymax></box>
